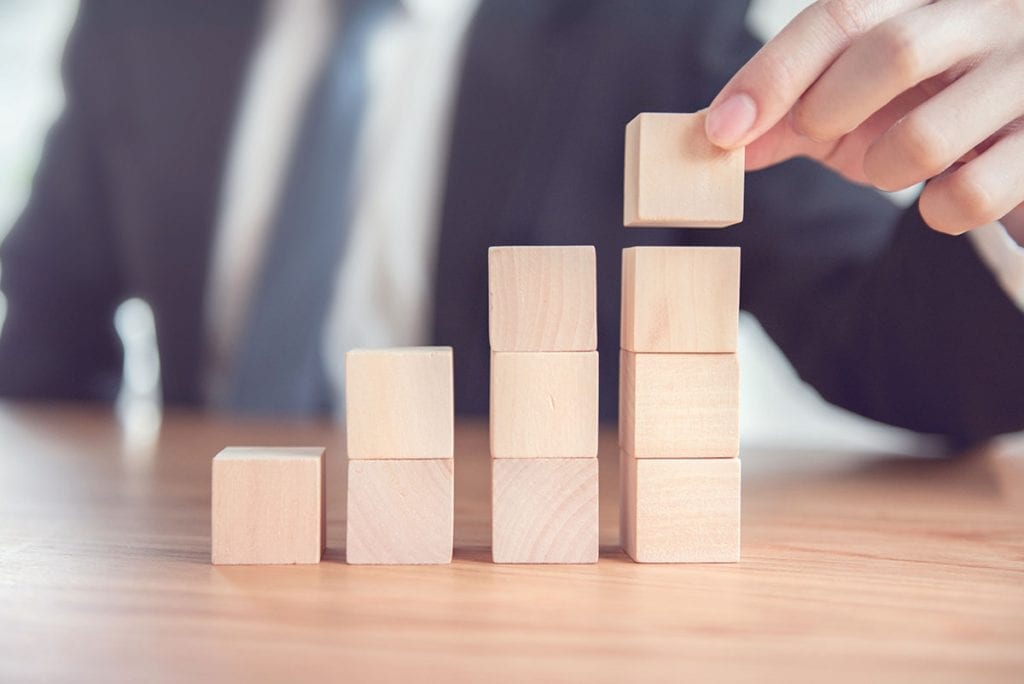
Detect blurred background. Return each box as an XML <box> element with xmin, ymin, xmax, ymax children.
<box><xmin>0</xmin><ymin>0</ymin><xmax>928</xmax><ymax>453</ymax></box>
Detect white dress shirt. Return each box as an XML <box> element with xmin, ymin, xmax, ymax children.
<box><xmin>205</xmin><ymin>0</ymin><xmax>1023</xmax><ymax>412</ymax></box>
<box><xmin>205</xmin><ymin>0</ymin><xmax>479</xmax><ymax>412</ymax></box>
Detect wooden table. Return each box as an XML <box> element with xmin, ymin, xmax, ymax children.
<box><xmin>1</xmin><ymin>403</ymin><xmax>1021</xmax><ymax>682</ymax></box>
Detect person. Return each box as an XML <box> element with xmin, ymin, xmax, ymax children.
<box><xmin>0</xmin><ymin>0</ymin><xmax>1021</xmax><ymax>449</ymax></box>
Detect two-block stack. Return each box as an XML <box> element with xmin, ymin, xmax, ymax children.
<box><xmin>488</xmin><ymin>246</ymin><xmax>600</xmax><ymax>564</ymax></box>
<box><xmin>345</xmin><ymin>347</ymin><xmax>455</xmax><ymax>564</ymax></box>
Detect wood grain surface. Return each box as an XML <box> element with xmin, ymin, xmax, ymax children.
<box><xmin>620</xmin><ymin>453</ymin><xmax>740</xmax><ymax>563</ymax></box>
<box><xmin>347</xmin><ymin>458</ymin><xmax>454</xmax><ymax>565</ymax></box>
<box><xmin>492</xmin><ymin>457</ymin><xmax>598</xmax><ymax>563</ymax></box>
<box><xmin>619</xmin><ymin>350</ymin><xmax>740</xmax><ymax>458</ymax></box>
<box><xmin>620</xmin><ymin>246</ymin><xmax>741</xmax><ymax>353</ymax></box>
<box><xmin>490</xmin><ymin>350</ymin><xmax>599</xmax><ymax>459</ymax></box>
<box><xmin>344</xmin><ymin>347</ymin><xmax>454</xmax><ymax>460</ymax></box>
<box><xmin>624</xmin><ymin>112</ymin><xmax>745</xmax><ymax>228</ymax></box>
<box><xmin>1</xmin><ymin>402</ymin><xmax>1022</xmax><ymax>682</ymax></box>
<box><xmin>487</xmin><ymin>246</ymin><xmax>597</xmax><ymax>352</ymax></box>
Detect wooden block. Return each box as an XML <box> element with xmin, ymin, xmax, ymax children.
<box><xmin>619</xmin><ymin>351</ymin><xmax>739</xmax><ymax>458</ymax></box>
<box><xmin>345</xmin><ymin>347</ymin><xmax>453</xmax><ymax>460</ymax></box>
<box><xmin>621</xmin><ymin>246</ymin><xmax>740</xmax><ymax>353</ymax></box>
<box><xmin>490</xmin><ymin>351</ymin><xmax>598</xmax><ymax>459</ymax></box>
<box><xmin>620</xmin><ymin>452</ymin><xmax>740</xmax><ymax>563</ymax></box>
<box><xmin>211</xmin><ymin>447</ymin><xmax>325</xmax><ymax>565</ymax></box>
<box><xmin>346</xmin><ymin>459</ymin><xmax>454</xmax><ymax>564</ymax></box>
<box><xmin>492</xmin><ymin>458</ymin><xmax>598</xmax><ymax>563</ymax></box>
<box><xmin>624</xmin><ymin>112</ymin><xmax>744</xmax><ymax>228</ymax></box>
<box><xmin>488</xmin><ymin>246</ymin><xmax>596</xmax><ymax>352</ymax></box>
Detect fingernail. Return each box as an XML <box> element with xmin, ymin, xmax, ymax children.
<box><xmin>706</xmin><ymin>93</ymin><xmax>757</xmax><ymax>147</ymax></box>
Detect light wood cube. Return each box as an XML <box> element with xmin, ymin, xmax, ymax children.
<box><xmin>492</xmin><ymin>458</ymin><xmax>598</xmax><ymax>564</ymax></box>
<box><xmin>620</xmin><ymin>453</ymin><xmax>740</xmax><ymax>563</ymax></box>
<box><xmin>624</xmin><ymin>112</ymin><xmax>744</xmax><ymax>228</ymax></box>
<box><xmin>345</xmin><ymin>347</ymin><xmax>453</xmax><ymax>460</ymax></box>
<box><xmin>211</xmin><ymin>447</ymin><xmax>325</xmax><ymax>565</ymax></box>
<box><xmin>346</xmin><ymin>459</ymin><xmax>454</xmax><ymax>565</ymax></box>
<box><xmin>490</xmin><ymin>351</ymin><xmax>598</xmax><ymax>459</ymax></box>
<box><xmin>619</xmin><ymin>351</ymin><xmax>739</xmax><ymax>458</ymax></box>
<box><xmin>621</xmin><ymin>246</ymin><xmax>740</xmax><ymax>353</ymax></box>
<box><xmin>488</xmin><ymin>246</ymin><xmax>596</xmax><ymax>352</ymax></box>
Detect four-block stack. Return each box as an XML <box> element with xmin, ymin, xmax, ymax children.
<box><xmin>620</xmin><ymin>111</ymin><xmax>745</xmax><ymax>563</ymax></box>
<box><xmin>488</xmin><ymin>246</ymin><xmax>600</xmax><ymax>564</ymax></box>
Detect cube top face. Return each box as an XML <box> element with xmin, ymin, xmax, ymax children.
<box><xmin>624</xmin><ymin>113</ymin><xmax>744</xmax><ymax>228</ymax></box>
<box><xmin>345</xmin><ymin>346</ymin><xmax>453</xmax><ymax>460</ymax></box>
<box><xmin>620</xmin><ymin>454</ymin><xmax>740</xmax><ymax>563</ymax></box>
<box><xmin>488</xmin><ymin>246</ymin><xmax>597</xmax><ymax>352</ymax></box>
<box><xmin>215</xmin><ymin>446</ymin><xmax>325</xmax><ymax>462</ymax></box>
<box><xmin>211</xmin><ymin>448</ymin><xmax>325</xmax><ymax>565</ymax></box>
<box><xmin>621</xmin><ymin>246</ymin><xmax>740</xmax><ymax>353</ymax></box>
<box><xmin>492</xmin><ymin>458</ymin><xmax>598</xmax><ymax>564</ymax></box>
<box><xmin>619</xmin><ymin>351</ymin><xmax>739</xmax><ymax>459</ymax></box>
<box><xmin>490</xmin><ymin>351</ymin><xmax>598</xmax><ymax>459</ymax></box>
<box><xmin>346</xmin><ymin>459</ymin><xmax>454</xmax><ymax>565</ymax></box>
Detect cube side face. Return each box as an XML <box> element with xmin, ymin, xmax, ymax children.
<box><xmin>346</xmin><ymin>459</ymin><xmax>454</xmax><ymax>565</ymax></box>
<box><xmin>623</xmin><ymin>116</ymin><xmax>642</xmax><ymax>226</ymax></box>
<box><xmin>490</xmin><ymin>351</ymin><xmax>599</xmax><ymax>459</ymax></box>
<box><xmin>492</xmin><ymin>458</ymin><xmax>598</xmax><ymax>564</ymax></box>
<box><xmin>628</xmin><ymin>457</ymin><xmax>740</xmax><ymax>563</ymax></box>
<box><xmin>622</xmin><ymin>247</ymin><xmax>740</xmax><ymax>353</ymax></box>
<box><xmin>624</xmin><ymin>352</ymin><xmax>739</xmax><ymax>458</ymax></box>
<box><xmin>626</xmin><ymin>113</ymin><xmax>744</xmax><ymax>228</ymax></box>
<box><xmin>619</xmin><ymin>451</ymin><xmax>638</xmax><ymax>559</ymax></box>
<box><xmin>620</xmin><ymin>248</ymin><xmax>637</xmax><ymax>351</ymax></box>
<box><xmin>487</xmin><ymin>246</ymin><xmax>597</xmax><ymax>352</ymax></box>
<box><xmin>211</xmin><ymin>450</ymin><xmax>324</xmax><ymax>565</ymax></box>
<box><xmin>618</xmin><ymin>349</ymin><xmax>636</xmax><ymax>453</ymax></box>
<box><xmin>345</xmin><ymin>347</ymin><xmax>454</xmax><ymax>460</ymax></box>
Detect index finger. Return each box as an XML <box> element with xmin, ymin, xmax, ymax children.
<box><xmin>705</xmin><ymin>0</ymin><xmax>928</xmax><ymax>149</ymax></box>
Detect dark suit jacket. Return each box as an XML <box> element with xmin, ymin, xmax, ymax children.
<box><xmin>1</xmin><ymin>0</ymin><xmax>1022</xmax><ymax>447</ymax></box>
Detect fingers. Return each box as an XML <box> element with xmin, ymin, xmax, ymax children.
<box><xmin>920</xmin><ymin>123</ymin><xmax>1024</xmax><ymax>235</ymax></box>
<box><xmin>743</xmin><ymin>116</ymin><xmax>827</xmax><ymax>171</ymax></box>
<box><xmin>791</xmin><ymin>1</ymin><xmax>981</xmax><ymax>142</ymax></box>
<box><xmin>864</xmin><ymin>59</ymin><xmax>1024</xmax><ymax>191</ymax></box>
<box><xmin>706</xmin><ymin>0</ymin><xmax>928</xmax><ymax>149</ymax></box>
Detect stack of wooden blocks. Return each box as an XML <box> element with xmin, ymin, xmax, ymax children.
<box><xmin>488</xmin><ymin>246</ymin><xmax>600</xmax><ymax>564</ymax></box>
<box><xmin>344</xmin><ymin>347</ymin><xmax>455</xmax><ymax>565</ymax></box>
<box><xmin>619</xmin><ymin>111</ymin><xmax>744</xmax><ymax>563</ymax></box>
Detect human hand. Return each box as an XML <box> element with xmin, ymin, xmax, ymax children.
<box><xmin>706</xmin><ymin>0</ymin><xmax>1024</xmax><ymax>235</ymax></box>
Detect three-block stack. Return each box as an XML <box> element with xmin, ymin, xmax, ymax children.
<box><xmin>488</xmin><ymin>246</ymin><xmax>600</xmax><ymax>564</ymax></box>
<box><xmin>619</xmin><ymin>247</ymin><xmax>741</xmax><ymax>562</ymax></box>
<box><xmin>345</xmin><ymin>347</ymin><xmax>455</xmax><ymax>565</ymax></box>
<box><xmin>620</xmin><ymin>111</ymin><xmax>745</xmax><ymax>563</ymax></box>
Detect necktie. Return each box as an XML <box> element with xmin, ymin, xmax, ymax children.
<box><xmin>224</xmin><ymin>0</ymin><xmax>396</xmax><ymax>414</ymax></box>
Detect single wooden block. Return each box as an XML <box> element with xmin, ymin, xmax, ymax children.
<box><xmin>621</xmin><ymin>246</ymin><xmax>740</xmax><ymax>353</ymax></box>
<box><xmin>345</xmin><ymin>347</ymin><xmax>453</xmax><ymax>460</ymax></box>
<box><xmin>492</xmin><ymin>458</ymin><xmax>598</xmax><ymax>563</ymax></box>
<box><xmin>619</xmin><ymin>351</ymin><xmax>739</xmax><ymax>458</ymax></box>
<box><xmin>620</xmin><ymin>453</ymin><xmax>740</xmax><ymax>563</ymax></box>
<box><xmin>488</xmin><ymin>246</ymin><xmax>597</xmax><ymax>352</ymax></box>
<box><xmin>490</xmin><ymin>351</ymin><xmax>598</xmax><ymax>459</ymax></box>
<box><xmin>211</xmin><ymin>447</ymin><xmax>325</xmax><ymax>565</ymax></box>
<box><xmin>346</xmin><ymin>459</ymin><xmax>454</xmax><ymax>565</ymax></box>
<box><xmin>624</xmin><ymin>112</ymin><xmax>744</xmax><ymax>228</ymax></box>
